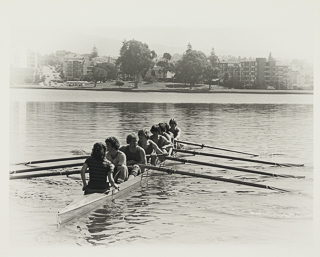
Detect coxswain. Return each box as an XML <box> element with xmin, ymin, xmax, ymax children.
<box><xmin>81</xmin><ymin>142</ymin><xmax>119</xmax><ymax>195</ymax></box>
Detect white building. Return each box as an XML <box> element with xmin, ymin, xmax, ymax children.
<box><xmin>10</xmin><ymin>47</ymin><xmax>40</xmax><ymax>84</ymax></box>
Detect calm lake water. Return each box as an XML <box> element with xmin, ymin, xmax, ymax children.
<box><xmin>8</xmin><ymin>88</ymin><xmax>314</xmax><ymax>256</ymax></box>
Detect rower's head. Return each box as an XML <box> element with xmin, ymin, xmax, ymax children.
<box><xmin>169</xmin><ymin>118</ymin><xmax>177</xmax><ymax>129</ymax></box>
<box><xmin>126</xmin><ymin>133</ymin><xmax>138</xmax><ymax>147</ymax></box>
<box><xmin>138</xmin><ymin>128</ymin><xmax>150</xmax><ymax>141</ymax></box>
<box><xmin>158</xmin><ymin>123</ymin><xmax>169</xmax><ymax>133</ymax></box>
<box><xmin>150</xmin><ymin>124</ymin><xmax>160</xmax><ymax>135</ymax></box>
<box><xmin>91</xmin><ymin>142</ymin><xmax>107</xmax><ymax>160</ymax></box>
<box><xmin>105</xmin><ymin>137</ymin><xmax>120</xmax><ymax>151</ymax></box>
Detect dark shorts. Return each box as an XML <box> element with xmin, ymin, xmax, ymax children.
<box><xmin>84</xmin><ymin>185</ymin><xmax>110</xmax><ymax>195</ymax></box>
<box><xmin>128</xmin><ymin>164</ymin><xmax>141</xmax><ymax>177</ymax></box>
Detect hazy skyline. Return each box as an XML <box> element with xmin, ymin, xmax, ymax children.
<box><xmin>4</xmin><ymin>0</ymin><xmax>318</xmax><ymax>61</ymax></box>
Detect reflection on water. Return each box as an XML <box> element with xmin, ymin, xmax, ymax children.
<box><xmin>10</xmin><ymin>102</ymin><xmax>313</xmax><ymax>165</ymax></box>
<box><xmin>9</xmin><ymin>99</ymin><xmax>313</xmax><ymax>247</ymax></box>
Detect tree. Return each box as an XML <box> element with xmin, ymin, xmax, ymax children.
<box><xmin>163</xmin><ymin>53</ymin><xmax>171</xmax><ymax>61</ymax></box>
<box><xmin>90</xmin><ymin>46</ymin><xmax>99</xmax><ymax>60</ymax></box>
<box><xmin>96</xmin><ymin>62</ymin><xmax>117</xmax><ymax>80</ymax></box>
<box><xmin>204</xmin><ymin>48</ymin><xmax>219</xmax><ymax>90</ymax></box>
<box><xmin>223</xmin><ymin>72</ymin><xmax>229</xmax><ymax>83</ymax></box>
<box><xmin>92</xmin><ymin>67</ymin><xmax>107</xmax><ymax>87</ymax></box>
<box><xmin>186</xmin><ymin>43</ymin><xmax>192</xmax><ymax>53</ymax></box>
<box><xmin>116</xmin><ymin>40</ymin><xmax>156</xmax><ymax>88</ymax></box>
<box><xmin>156</xmin><ymin>52</ymin><xmax>174</xmax><ymax>81</ymax></box>
<box><xmin>144</xmin><ymin>73</ymin><xmax>158</xmax><ymax>84</ymax></box>
<box><xmin>174</xmin><ymin>49</ymin><xmax>209</xmax><ymax>87</ymax></box>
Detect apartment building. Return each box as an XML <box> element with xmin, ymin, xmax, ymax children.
<box><xmin>63</xmin><ymin>53</ymin><xmax>85</xmax><ymax>81</ymax></box>
<box><xmin>218</xmin><ymin>57</ymin><xmax>291</xmax><ymax>88</ymax></box>
<box><xmin>83</xmin><ymin>56</ymin><xmax>118</xmax><ymax>77</ymax></box>
<box><xmin>10</xmin><ymin>48</ymin><xmax>40</xmax><ymax>84</ymax></box>
<box><xmin>62</xmin><ymin>53</ymin><xmax>118</xmax><ymax>80</ymax></box>
<box><xmin>240</xmin><ymin>61</ymin><xmax>256</xmax><ymax>85</ymax></box>
<box><xmin>287</xmin><ymin>66</ymin><xmax>313</xmax><ymax>90</ymax></box>
<box><xmin>218</xmin><ymin>62</ymin><xmax>241</xmax><ymax>83</ymax></box>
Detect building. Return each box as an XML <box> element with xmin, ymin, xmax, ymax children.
<box><xmin>287</xmin><ymin>66</ymin><xmax>313</xmax><ymax>90</ymax></box>
<box><xmin>82</xmin><ymin>56</ymin><xmax>118</xmax><ymax>77</ymax></box>
<box><xmin>56</xmin><ymin>50</ymin><xmax>72</xmax><ymax>63</ymax></box>
<box><xmin>218</xmin><ymin>56</ymin><xmax>295</xmax><ymax>89</ymax></box>
<box><xmin>240</xmin><ymin>61</ymin><xmax>256</xmax><ymax>85</ymax></box>
<box><xmin>10</xmin><ymin>47</ymin><xmax>40</xmax><ymax>84</ymax></box>
<box><xmin>63</xmin><ymin>53</ymin><xmax>85</xmax><ymax>81</ymax></box>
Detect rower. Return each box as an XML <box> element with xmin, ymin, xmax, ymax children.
<box><xmin>81</xmin><ymin>142</ymin><xmax>119</xmax><ymax>195</ymax></box>
<box><xmin>158</xmin><ymin>122</ymin><xmax>173</xmax><ymax>142</ymax></box>
<box><xmin>150</xmin><ymin>124</ymin><xmax>173</xmax><ymax>155</ymax></box>
<box><xmin>105</xmin><ymin>136</ymin><xmax>128</xmax><ymax>184</ymax></box>
<box><xmin>168</xmin><ymin>118</ymin><xmax>182</xmax><ymax>148</ymax></box>
<box><xmin>119</xmin><ymin>133</ymin><xmax>147</xmax><ymax>180</ymax></box>
<box><xmin>138</xmin><ymin>128</ymin><xmax>167</xmax><ymax>165</ymax></box>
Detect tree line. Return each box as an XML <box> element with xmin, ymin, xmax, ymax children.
<box><xmin>39</xmin><ymin>39</ymin><xmax>310</xmax><ymax>90</ymax></box>
<box><xmin>115</xmin><ymin>40</ymin><xmax>219</xmax><ymax>89</ymax></box>
<box><xmin>40</xmin><ymin>39</ymin><xmax>220</xmax><ymax>89</ymax></box>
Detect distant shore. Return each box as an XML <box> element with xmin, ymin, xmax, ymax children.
<box><xmin>10</xmin><ymin>82</ymin><xmax>313</xmax><ymax>95</ymax></box>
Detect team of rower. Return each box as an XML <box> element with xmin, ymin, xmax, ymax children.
<box><xmin>81</xmin><ymin>119</ymin><xmax>181</xmax><ymax>195</ymax></box>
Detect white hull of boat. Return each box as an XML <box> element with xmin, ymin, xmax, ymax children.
<box><xmin>57</xmin><ymin>174</ymin><xmax>144</xmax><ymax>225</ymax></box>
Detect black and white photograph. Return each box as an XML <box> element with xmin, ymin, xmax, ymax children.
<box><xmin>1</xmin><ymin>0</ymin><xmax>319</xmax><ymax>256</ymax></box>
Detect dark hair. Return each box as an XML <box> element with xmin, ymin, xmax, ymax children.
<box><xmin>159</xmin><ymin>122</ymin><xmax>170</xmax><ymax>133</ymax></box>
<box><xmin>91</xmin><ymin>142</ymin><xmax>106</xmax><ymax>160</ymax></box>
<box><xmin>150</xmin><ymin>124</ymin><xmax>160</xmax><ymax>133</ymax></box>
<box><xmin>138</xmin><ymin>128</ymin><xmax>150</xmax><ymax>139</ymax></box>
<box><xmin>105</xmin><ymin>136</ymin><xmax>120</xmax><ymax>150</ymax></box>
<box><xmin>169</xmin><ymin>118</ymin><xmax>177</xmax><ymax>125</ymax></box>
<box><xmin>126</xmin><ymin>133</ymin><xmax>138</xmax><ymax>144</ymax></box>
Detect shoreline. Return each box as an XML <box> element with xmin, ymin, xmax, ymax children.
<box><xmin>10</xmin><ymin>84</ymin><xmax>313</xmax><ymax>95</ymax></box>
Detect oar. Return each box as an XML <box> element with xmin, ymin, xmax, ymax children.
<box><xmin>16</xmin><ymin>155</ymin><xmax>90</xmax><ymax>165</ymax></box>
<box><xmin>10</xmin><ymin>162</ymin><xmax>84</xmax><ymax>174</ymax></box>
<box><xmin>140</xmin><ymin>164</ymin><xmax>289</xmax><ymax>192</ymax></box>
<box><xmin>17</xmin><ymin>154</ymin><xmax>164</xmax><ymax>166</ymax></box>
<box><xmin>173</xmin><ymin>149</ymin><xmax>304</xmax><ymax>167</ymax></box>
<box><xmin>10</xmin><ymin>169</ymin><xmax>85</xmax><ymax>180</ymax></box>
<box><xmin>163</xmin><ymin>156</ymin><xmax>305</xmax><ymax>178</ymax></box>
<box><xmin>175</xmin><ymin>140</ymin><xmax>259</xmax><ymax>157</ymax></box>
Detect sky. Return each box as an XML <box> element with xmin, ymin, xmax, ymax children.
<box><xmin>3</xmin><ymin>0</ymin><xmax>318</xmax><ymax>61</ymax></box>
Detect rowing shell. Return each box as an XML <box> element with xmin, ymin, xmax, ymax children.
<box><xmin>57</xmin><ymin>157</ymin><xmax>178</xmax><ymax>225</ymax></box>
<box><xmin>57</xmin><ymin>173</ymin><xmax>145</xmax><ymax>225</ymax></box>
